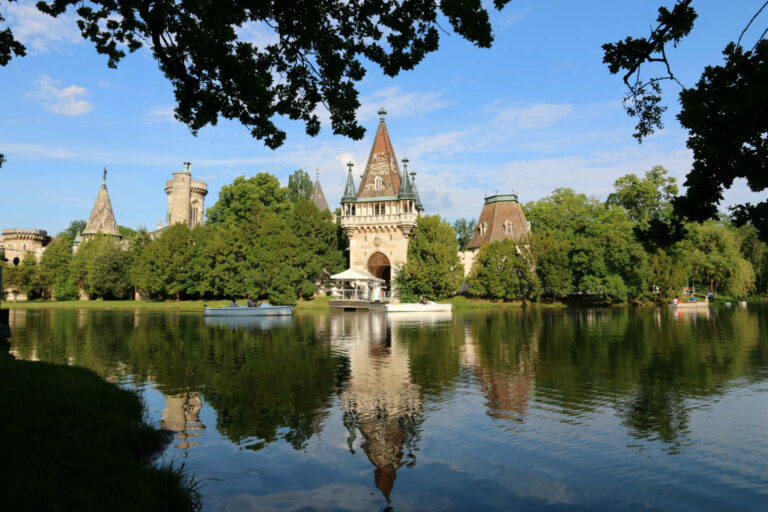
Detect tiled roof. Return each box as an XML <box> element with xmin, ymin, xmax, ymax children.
<box><xmin>82</xmin><ymin>169</ymin><xmax>120</xmax><ymax>237</ymax></box>
<box><xmin>357</xmin><ymin>115</ymin><xmax>402</xmax><ymax>198</ymax></box>
<box><xmin>467</xmin><ymin>195</ymin><xmax>531</xmax><ymax>249</ymax></box>
<box><xmin>309</xmin><ymin>178</ymin><xmax>330</xmax><ymax>211</ymax></box>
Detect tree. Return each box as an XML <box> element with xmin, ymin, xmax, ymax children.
<box><xmin>131</xmin><ymin>224</ymin><xmax>194</xmax><ymax>300</ymax></box>
<box><xmin>0</xmin><ymin>1</ymin><xmax>510</xmax><ymax>149</ymax></box>
<box><xmin>288</xmin><ymin>170</ymin><xmax>313</xmax><ymax>203</ymax></box>
<box><xmin>288</xmin><ymin>200</ymin><xmax>345</xmax><ymax>289</ymax></box>
<box><xmin>61</xmin><ymin>220</ymin><xmax>87</xmax><ymax>244</ymax></box>
<box><xmin>37</xmin><ymin>237</ymin><xmax>73</xmax><ymax>298</ymax></box>
<box><xmin>603</xmin><ymin>3</ymin><xmax>768</xmax><ymax>239</ymax></box>
<box><xmin>70</xmin><ymin>235</ymin><xmax>131</xmax><ymax>299</ymax></box>
<box><xmin>529</xmin><ymin>233</ymin><xmax>572</xmax><ymax>299</ymax></box>
<box><xmin>206</xmin><ymin>173</ymin><xmax>291</xmax><ymax>225</ymax></box>
<box><xmin>395</xmin><ymin>215</ymin><xmax>463</xmax><ymax>302</ymax></box>
<box><xmin>453</xmin><ymin>218</ymin><xmax>476</xmax><ymax>251</ymax></box>
<box><xmin>15</xmin><ymin>253</ymin><xmax>42</xmax><ymax>299</ymax></box>
<box><xmin>607</xmin><ymin>166</ymin><xmax>679</xmax><ymax>247</ymax></box>
<box><xmin>468</xmin><ymin>239</ymin><xmax>539</xmax><ymax>301</ymax></box>
<box><xmin>648</xmin><ymin>249</ymin><xmax>687</xmax><ymax>298</ymax></box>
<box><xmin>677</xmin><ymin>220</ymin><xmax>755</xmax><ymax>295</ymax></box>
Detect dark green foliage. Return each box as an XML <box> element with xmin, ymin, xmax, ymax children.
<box><xmin>132</xmin><ymin>224</ymin><xmax>194</xmax><ymax>300</ymax></box>
<box><xmin>206</xmin><ymin>173</ymin><xmax>291</xmax><ymax>225</ymax></box>
<box><xmin>53</xmin><ymin>275</ymin><xmax>79</xmax><ymax>301</ymax></box>
<box><xmin>648</xmin><ymin>249</ymin><xmax>687</xmax><ymax>298</ymax></box>
<box><xmin>468</xmin><ymin>239</ymin><xmax>540</xmax><ymax>301</ymax></box>
<box><xmin>118</xmin><ymin>225</ymin><xmax>137</xmax><ymax>239</ymax></box>
<box><xmin>396</xmin><ymin>215</ymin><xmax>463</xmax><ymax>301</ymax></box>
<box><xmin>0</xmin><ymin>352</ymin><xmax>200</xmax><ymax>511</ymax></box>
<box><xmin>70</xmin><ymin>235</ymin><xmax>131</xmax><ymax>299</ymax></box>
<box><xmin>453</xmin><ymin>217</ymin><xmax>476</xmax><ymax>251</ymax></box>
<box><xmin>288</xmin><ymin>169</ymin><xmax>313</xmax><ymax>203</ymax></box>
<box><xmin>38</xmin><ymin>237</ymin><xmax>73</xmax><ymax>298</ymax></box>
<box><xmin>0</xmin><ymin>1</ymin><xmax>509</xmax><ymax>149</ymax></box>
<box><xmin>61</xmin><ymin>219</ymin><xmax>87</xmax><ymax>244</ymax></box>
<box><xmin>676</xmin><ymin>41</ymin><xmax>768</xmax><ymax>240</ymax></box>
<box><xmin>604</xmin><ymin>4</ymin><xmax>768</xmax><ymax>241</ymax></box>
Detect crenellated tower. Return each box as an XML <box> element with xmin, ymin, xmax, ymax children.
<box><xmin>165</xmin><ymin>162</ymin><xmax>208</xmax><ymax>228</ymax></box>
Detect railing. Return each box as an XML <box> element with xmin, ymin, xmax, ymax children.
<box><xmin>330</xmin><ymin>289</ymin><xmax>391</xmax><ymax>302</ymax></box>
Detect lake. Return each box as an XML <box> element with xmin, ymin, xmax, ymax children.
<box><xmin>6</xmin><ymin>306</ymin><xmax>768</xmax><ymax>511</ymax></box>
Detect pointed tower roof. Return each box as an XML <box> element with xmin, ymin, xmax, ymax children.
<box><xmin>398</xmin><ymin>158</ymin><xmax>415</xmax><ymax>200</ymax></box>
<box><xmin>467</xmin><ymin>194</ymin><xmax>531</xmax><ymax>250</ymax></box>
<box><xmin>82</xmin><ymin>168</ymin><xmax>120</xmax><ymax>237</ymax></box>
<box><xmin>357</xmin><ymin>108</ymin><xmax>402</xmax><ymax>198</ymax></box>
<box><xmin>411</xmin><ymin>171</ymin><xmax>423</xmax><ymax>211</ymax></box>
<box><xmin>342</xmin><ymin>162</ymin><xmax>358</xmax><ymax>202</ymax></box>
<box><xmin>309</xmin><ymin>171</ymin><xmax>330</xmax><ymax>211</ymax></box>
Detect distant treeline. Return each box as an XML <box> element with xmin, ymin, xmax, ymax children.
<box><xmin>3</xmin><ymin>167</ymin><xmax>767</xmax><ymax>304</ymax></box>
<box><xmin>404</xmin><ymin>166</ymin><xmax>767</xmax><ymax>303</ymax></box>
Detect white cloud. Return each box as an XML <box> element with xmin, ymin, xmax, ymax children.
<box><xmin>6</xmin><ymin>2</ymin><xmax>81</xmax><ymax>53</ymax></box>
<box><xmin>26</xmin><ymin>75</ymin><xmax>93</xmax><ymax>115</ymax></box>
<box><xmin>145</xmin><ymin>107</ymin><xmax>177</xmax><ymax>124</ymax></box>
<box><xmin>493</xmin><ymin>103</ymin><xmax>574</xmax><ymax>130</ymax></box>
<box><xmin>358</xmin><ymin>86</ymin><xmax>452</xmax><ymax>121</ymax></box>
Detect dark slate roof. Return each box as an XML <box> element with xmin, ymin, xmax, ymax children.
<box><xmin>467</xmin><ymin>194</ymin><xmax>531</xmax><ymax>249</ymax></box>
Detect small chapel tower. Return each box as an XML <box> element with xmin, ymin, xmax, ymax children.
<box><xmin>79</xmin><ymin>168</ymin><xmax>121</xmax><ymax>245</ymax></box>
<box><xmin>340</xmin><ymin>108</ymin><xmax>423</xmax><ymax>286</ymax></box>
<box><xmin>165</xmin><ymin>162</ymin><xmax>208</xmax><ymax>228</ymax></box>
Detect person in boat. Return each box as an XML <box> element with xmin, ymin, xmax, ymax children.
<box><xmin>673</xmin><ymin>297</ymin><xmax>680</xmax><ymax>305</ymax></box>
<box><xmin>707</xmin><ymin>291</ymin><xmax>714</xmax><ymax>302</ymax></box>
<box><xmin>689</xmin><ymin>294</ymin><xmax>696</xmax><ymax>302</ymax></box>
<box><xmin>230</xmin><ymin>298</ymin><xmax>238</xmax><ymax>307</ymax></box>
<box><xmin>247</xmin><ymin>296</ymin><xmax>255</xmax><ymax>307</ymax></box>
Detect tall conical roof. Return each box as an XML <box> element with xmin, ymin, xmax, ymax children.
<box><xmin>82</xmin><ymin>168</ymin><xmax>120</xmax><ymax>237</ymax></box>
<box><xmin>357</xmin><ymin>108</ymin><xmax>402</xmax><ymax>198</ymax></box>
<box><xmin>309</xmin><ymin>172</ymin><xmax>330</xmax><ymax>211</ymax></box>
<box><xmin>397</xmin><ymin>158</ymin><xmax>415</xmax><ymax>200</ymax></box>
<box><xmin>342</xmin><ymin>162</ymin><xmax>358</xmax><ymax>202</ymax></box>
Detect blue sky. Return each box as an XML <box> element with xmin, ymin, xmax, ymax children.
<box><xmin>1</xmin><ymin>0</ymin><xmax>765</xmax><ymax>235</ymax></box>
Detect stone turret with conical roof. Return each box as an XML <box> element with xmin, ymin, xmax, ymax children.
<box><xmin>80</xmin><ymin>168</ymin><xmax>121</xmax><ymax>244</ymax></box>
<box><xmin>339</xmin><ymin>109</ymin><xmax>425</xmax><ymax>289</ymax></box>
<box><xmin>309</xmin><ymin>171</ymin><xmax>330</xmax><ymax>212</ymax></box>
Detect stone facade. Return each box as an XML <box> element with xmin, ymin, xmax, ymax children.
<box><xmin>340</xmin><ymin>109</ymin><xmax>424</xmax><ymax>288</ymax></box>
<box><xmin>165</xmin><ymin>162</ymin><xmax>208</xmax><ymax>228</ymax></box>
<box><xmin>0</xmin><ymin>228</ymin><xmax>50</xmax><ymax>264</ymax></box>
<box><xmin>460</xmin><ymin>194</ymin><xmax>532</xmax><ymax>276</ymax></box>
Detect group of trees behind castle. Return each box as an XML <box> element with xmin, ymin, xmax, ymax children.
<box><xmin>4</xmin><ymin>166</ymin><xmax>767</xmax><ymax>304</ymax></box>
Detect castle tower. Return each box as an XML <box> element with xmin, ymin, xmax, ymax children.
<box><xmin>165</xmin><ymin>162</ymin><xmax>208</xmax><ymax>228</ymax></box>
<box><xmin>80</xmin><ymin>168</ymin><xmax>121</xmax><ymax>244</ymax></box>
<box><xmin>309</xmin><ymin>171</ymin><xmax>330</xmax><ymax>212</ymax></box>
<box><xmin>459</xmin><ymin>194</ymin><xmax>532</xmax><ymax>276</ymax></box>
<box><xmin>340</xmin><ymin>108</ymin><xmax>423</xmax><ymax>287</ymax></box>
<box><xmin>0</xmin><ymin>228</ymin><xmax>50</xmax><ymax>264</ymax></box>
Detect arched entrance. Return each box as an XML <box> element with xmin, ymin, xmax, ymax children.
<box><xmin>367</xmin><ymin>252</ymin><xmax>391</xmax><ymax>285</ymax></box>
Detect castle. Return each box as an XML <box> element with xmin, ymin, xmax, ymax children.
<box><xmin>339</xmin><ymin>108</ymin><xmax>423</xmax><ymax>287</ymax></box>
<box><xmin>164</xmin><ymin>162</ymin><xmax>208</xmax><ymax>229</ymax></box>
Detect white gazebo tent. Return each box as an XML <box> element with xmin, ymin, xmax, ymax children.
<box><xmin>330</xmin><ymin>269</ymin><xmax>385</xmax><ymax>301</ymax></box>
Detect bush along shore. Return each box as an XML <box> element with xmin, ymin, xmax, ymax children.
<box><xmin>0</xmin><ymin>341</ymin><xmax>201</xmax><ymax>512</ymax></box>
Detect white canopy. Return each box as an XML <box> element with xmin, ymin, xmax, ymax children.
<box><xmin>330</xmin><ymin>268</ymin><xmax>384</xmax><ymax>283</ymax></box>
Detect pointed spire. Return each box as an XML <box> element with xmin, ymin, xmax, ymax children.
<box><xmin>82</xmin><ymin>168</ymin><xmax>120</xmax><ymax>238</ymax></box>
<box><xmin>398</xmin><ymin>157</ymin><xmax>414</xmax><ymax>199</ymax></box>
<box><xmin>411</xmin><ymin>171</ymin><xmax>423</xmax><ymax>211</ymax></box>
<box><xmin>309</xmin><ymin>171</ymin><xmax>330</xmax><ymax>211</ymax></box>
<box><xmin>342</xmin><ymin>162</ymin><xmax>357</xmax><ymax>202</ymax></box>
<box><xmin>358</xmin><ymin>108</ymin><xmax>402</xmax><ymax>197</ymax></box>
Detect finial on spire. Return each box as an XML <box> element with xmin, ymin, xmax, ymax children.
<box><xmin>315</xmin><ymin>168</ymin><xmax>320</xmax><ymax>181</ymax></box>
<box><xmin>402</xmin><ymin>157</ymin><xmax>409</xmax><ymax>171</ymax></box>
<box><xmin>346</xmin><ymin>161</ymin><xmax>354</xmax><ymax>173</ymax></box>
<box><xmin>183</xmin><ymin>161</ymin><xmax>191</xmax><ymax>173</ymax></box>
<box><xmin>377</xmin><ymin>107</ymin><xmax>387</xmax><ymax>122</ymax></box>
<box><xmin>102</xmin><ymin>167</ymin><xmax>107</xmax><ymax>186</ymax></box>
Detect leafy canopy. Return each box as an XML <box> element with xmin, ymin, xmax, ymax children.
<box><xmin>0</xmin><ymin>0</ymin><xmax>510</xmax><ymax>149</ymax></box>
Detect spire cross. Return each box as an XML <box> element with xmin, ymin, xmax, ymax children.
<box><xmin>377</xmin><ymin>107</ymin><xmax>387</xmax><ymax>121</ymax></box>
<box><xmin>346</xmin><ymin>161</ymin><xmax>354</xmax><ymax>173</ymax></box>
<box><xmin>102</xmin><ymin>167</ymin><xmax>107</xmax><ymax>185</ymax></box>
<box><xmin>402</xmin><ymin>157</ymin><xmax>409</xmax><ymax>171</ymax></box>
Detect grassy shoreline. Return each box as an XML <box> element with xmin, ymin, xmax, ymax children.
<box><xmin>0</xmin><ymin>343</ymin><xmax>200</xmax><ymax>511</ymax></box>
<box><xmin>3</xmin><ymin>294</ymin><xmax>764</xmax><ymax>311</ymax></box>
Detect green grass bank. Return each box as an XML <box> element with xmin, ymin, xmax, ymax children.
<box><xmin>0</xmin><ymin>345</ymin><xmax>201</xmax><ymax>512</ymax></box>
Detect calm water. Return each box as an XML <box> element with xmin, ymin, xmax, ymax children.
<box><xmin>6</xmin><ymin>306</ymin><xmax>768</xmax><ymax>511</ymax></box>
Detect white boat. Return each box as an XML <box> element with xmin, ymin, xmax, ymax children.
<box><xmin>668</xmin><ymin>301</ymin><xmax>710</xmax><ymax>309</ymax></box>
<box><xmin>386</xmin><ymin>302</ymin><xmax>452</xmax><ymax>313</ymax></box>
<box><xmin>203</xmin><ymin>304</ymin><xmax>293</xmax><ymax>316</ymax></box>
